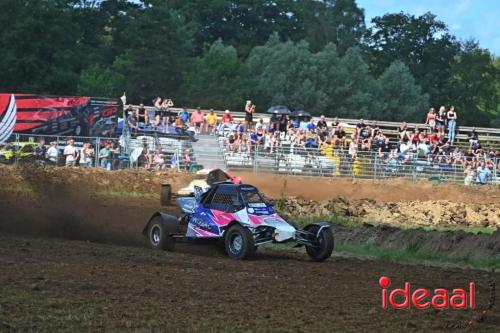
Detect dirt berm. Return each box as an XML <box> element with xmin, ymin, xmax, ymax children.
<box><xmin>0</xmin><ymin>165</ymin><xmax>498</xmax><ymax>262</ymax></box>
<box><xmin>331</xmin><ymin>223</ymin><xmax>500</xmax><ymax>260</ymax></box>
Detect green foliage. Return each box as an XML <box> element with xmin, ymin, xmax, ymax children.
<box><xmin>447</xmin><ymin>41</ymin><xmax>499</xmax><ymax>126</ymax></box>
<box><xmin>180</xmin><ymin>40</ymin><xmax>254</xmax><ymax>110</ymax></box>
<box><xmin>377</xmin><ymin>61</ymin><xmax>429</xmax><ymax>122</ymax></box>
<box><xmin>77</xmin><ymin>64</ymin><xmax>124</xmax><ymax>98</ymax></box>
<box><xmin>0</xmin><ymin>0</ymin><xmax>497</xmax><ymax>127</ymax></box>
<box><xmin>367</xmin><ymin>12</ymin><xmax>459</xmax><ymax>106</ymax></box>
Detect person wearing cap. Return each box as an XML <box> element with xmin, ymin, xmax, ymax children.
<box><xmin>205</xmin><ymin>109</ymin><xmax>218</xmax><ymax>135</ymax></box>
<box><xmin>218</xmin><ymin>109</ymin><xmax>234</xmax><ymax>135</ymax></box>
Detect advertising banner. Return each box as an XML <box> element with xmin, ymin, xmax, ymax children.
<box><xmin>0</xmin><ymin>94</ymin><xmax>119</xmax><ymax>142</ymax></box>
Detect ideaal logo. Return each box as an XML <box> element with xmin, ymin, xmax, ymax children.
<box><xmin>379</xmin><ymin>276</ymin><xmax>475</xmax><ymax>310</ymax></box>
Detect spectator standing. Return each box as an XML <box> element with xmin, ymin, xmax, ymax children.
<box><xmin>99</xmin><ymin>143</ymin><xmax>112</xmax><ymax>170</ymax></box>
<box><xmin>160</xmin><ymin>98</ymin><xmax>174</xmax><ymax>130</ymax></box>
<box><xmin>447</xmin><ymin>106</ymin><xmax>457</xmax><ymax>145</ymax></box>
<box><xmin>426</xmin><ymin>108</ymin><xmax>436</xmax><ymax>132</ymax></box>
<box><xmin>79</xmin><ymin>142</ymin><xmax>94</xmax><ymax>168</ymax></box>
<box><xmin>244</xmin><ymin>100</ymin><xmax>254</xmax><ymax>131</ymax></box>
<box><xmin>153</xmin><ymin>97</ymin><xmax>162</xmax><ymax>128</ymax></box>
<box><xmin>476</xmin><ymin>162</ymin><xmax>491</xmax><ymax>184</ymax></box>
<box><xmin>463</xmin><ymin>164</ymin><xmax>475</xmax><ymax>186</ymax></box>
<box><xmin>127</xmin><ymin>109</ymin><xmax>139</xmax><ymax>134</ymax></box>
<box><xmin>45</xmin><ymin>141</ymin><xmax>59</xmax><ymax>166</ymax></box>
<box><xmin>136</xmin><ymin>103</ymin><xmax>148</xmax><ymax>127</ymax></box>
<box><xmin>63</xmin><ymin>139</ymin><xmax>78</xmax><ymax>167</ymax></box>
<box><xmin>436</xmin><ymin>106</ymin><xmax>447</xmax><ymax>136</ymax></box>
<box><xmin>34</xmin><ymin>140</ymin><xmax>46</xmax><ymax>164</ymax></box>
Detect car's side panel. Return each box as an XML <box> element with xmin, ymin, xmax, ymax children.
<box><xmin>187</xmin><ymin>206</ymin><xmax>222</xmax><ymax>238</ymax></box>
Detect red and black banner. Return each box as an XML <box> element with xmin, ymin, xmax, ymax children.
<box><xmin>0</xmin><ymin>93</ymin><xmax>119</xmax><ymax>138</ymax></box>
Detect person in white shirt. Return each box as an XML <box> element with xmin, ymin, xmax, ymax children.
<box><xmin>63</xmin><ymin>139</ymin><xmax>78</xmax><ymax>167</ymax></box>
<box><xmin>45</xmin><ymin>141</ymin><xmax>59</xmax><ymax>166</ymax></box>
<box><xmin>79</xmin><ymin>142</ymin><xmax>94</xmax><ymax>167</ymax></box>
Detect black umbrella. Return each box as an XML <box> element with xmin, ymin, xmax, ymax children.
<box><xmin>267</xmin><ymin>105</ymin><xmax>291</xmax><ymax>115</ymax></box>
<box><xmin>290</xmin><ymin>110</ymin><xmax>311</xmax><ymax>118</ymax></box>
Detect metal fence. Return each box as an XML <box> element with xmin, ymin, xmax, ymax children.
<box><xmin>218</xmin><ymin>137</ymin><xmax>499</xmax><ymax>185</ymax></box>
<box><xmin>0</xmin><ymin>132</ymin><xmax>194</xmax><ymax>172</ymax></box>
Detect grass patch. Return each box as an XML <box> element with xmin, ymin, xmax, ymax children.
<box><xmin>335</xmin><ymin>243</ymin><xmax>500</xmax><ymax>270</ymax></box>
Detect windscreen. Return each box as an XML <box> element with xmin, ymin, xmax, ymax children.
<box><xmin>240</xmin><ymin>187</ymin><xmax>267</xmax><ymax>208</ymax></box>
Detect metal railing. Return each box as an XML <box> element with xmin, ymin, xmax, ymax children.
<box><xmin>218</xmin><ymin>136</ymin><xmax>499</xmax><ymax>185</ymax></box>
<box><xmin>0</xmin><ymin>132</ymin><xmax>193</xmax><ymax>172</ymax></box>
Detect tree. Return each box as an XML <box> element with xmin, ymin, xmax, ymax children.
<box><xmin>367</xmin><ymin>12</ymin><xmax>460</xmax><ymax>106</ymax></box>
<box><xmin>377</xmin><ymin>61</ymin><xmax>429</xmax><ymax>122</ymax></box>
<box><xmin>0</xmin><ymin>0</ymin><xmax>82</xmax><ymax>94</ymax></box>
<box><xmin>109</xmin><ymin>2</ymin><xmax>195</xmax><ymax>102</ymax></box>
<box><xmin>180</xmin><ymin>40</ymin><xmax>254</xmax><ymax>110</ymax></box>
<box><xmin>77</xmin><ymin>64</ymin><xmax>125</xmax><ymax>98</ymax></box>
<box><xmin>447</xmin><ymin>41</ymin><xmax>499</xmax><ymax>126</ymax></box>
<box><xmin>329</xmin><ymin>47</ymin><xmax>378</xmax><ymax>118</ymax></box>
<box><xmin>247</xmin><ymin>35</ymin><xmax>321</xmax><ymax>111</ymax></box>
<box><xmin>284</xmin><ymin>0</ymin><xmax>367</xmax><ymax>54</ymax></box>
<box><xmin>167</xmin><ymin>0</ymin><xmax>300</xmax><ymax>57</ymax></box>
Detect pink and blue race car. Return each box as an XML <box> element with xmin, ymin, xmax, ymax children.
<box><xmin>143</xmin><ymin>181</ymin><xmax>334</xmax><ymax>261</ymax></box>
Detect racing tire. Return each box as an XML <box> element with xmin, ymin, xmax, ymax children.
<box><xmin>225</xmin><ymin>224</ymin><xmax>255</xmax><ymax>260</ymax></box>
<box><xmin>147</xmin><ymin>217</ymin><xmax>175</xmax><ymax>251</ymax></box>
<box><xmin>305</xmin><ymin>225</ymin><xmax>334</xmax><ymax>262</ymax></box>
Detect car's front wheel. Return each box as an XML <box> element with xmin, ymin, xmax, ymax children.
<box><xmin>305</xmin><ymin>225</ymin><xmax>334</xmax><ymax>262</ymax></box>
<box><xmin>225</xmin><ymin>224</ymin><xmax>255</xmax><ymax>260</ymax></box>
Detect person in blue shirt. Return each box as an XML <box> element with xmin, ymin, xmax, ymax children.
<box><xmin>476</xmin><ymin>162</ymin><xmax>491</xmax><ymax>184</ymax></box>
<box><xmin>179</xmin><ymin>108</ymin><xmax>189</xmax><ymax>124</ymax></box>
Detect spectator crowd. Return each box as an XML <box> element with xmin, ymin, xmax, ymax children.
<box><xmin>130</xmin><ymin>99</ymin><xmax>498</xmax><ymax>185</ymax></box>
<box><xmin>3</xmin><ymin>99</ymin><xmax>498</xmax><ymax>185</ymax></box>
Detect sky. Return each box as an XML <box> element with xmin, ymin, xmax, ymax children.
<box><xmin>357</xmin><ymin>0</ymin><xmax>500</xmax><ymax>55</ymax></box>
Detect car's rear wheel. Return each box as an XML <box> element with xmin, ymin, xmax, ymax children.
<box><xmin>305</xmin><ymin>225</ymin><xmax>334</xmax><ymax>262</ymax></box>
<box><xmin>225</xmin><ymin>224</ymin><xmax>255</xmax><ymax>260</ymax></box>
<box><xmin>147</xmin><ymin>217</ymin><xmax>175</xmax><ymax>251</ymax></box>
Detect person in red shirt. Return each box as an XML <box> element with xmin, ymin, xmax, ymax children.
<box><xmin>218</xmin><ymin>109</ymin><xmax>234</xmax><ymax>134</ymax></box>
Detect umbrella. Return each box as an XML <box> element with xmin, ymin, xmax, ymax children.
<box><xmin>267</xmin><ymin>105</ymin><xmax>291</xmax><ymax>115</ymax></box>
<box><xmin>290</xmin><ymin>110</ymin><xmax>311</xmax><ymax>118</ymax></box>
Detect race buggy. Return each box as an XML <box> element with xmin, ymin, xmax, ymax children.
<box><xmin>143</xmin><ymin>182</ymin><xmax>334</xmax><ymax>261</ymax></box>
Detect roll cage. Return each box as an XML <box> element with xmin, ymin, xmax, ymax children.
<box><xmin>198</xmin><ymin>183</ymin><xmax>268</xmax><ymax>213</ymax></box>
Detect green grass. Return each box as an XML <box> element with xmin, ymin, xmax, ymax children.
<box><xmin>335</xmin><ymin>243</ymin><xmax>500</xmax><ymax>270</ymax></box>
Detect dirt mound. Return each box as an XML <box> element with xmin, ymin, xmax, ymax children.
<box><xmin>238</xmin><ymin>171</ymin><xmax>500</xmax><ymax>204</ymax></box>
<box><xmin>0</xmin><ymin>165</ymin><xmax>190</xmax><ymax>245</ymax></box>
<box><xmin>0</xmin><ymin>164</ymin><xmax>194</xmax><ymax>194</ymax></box>
<box><xmin>333</xmin><ymin>223</ymin><xmax>500</xmax><ymax>260</ymax></box>
<box><xmin>281</xmin><ymin>197</ymin><xmax>500</xmax><ymax>228</ymax></box>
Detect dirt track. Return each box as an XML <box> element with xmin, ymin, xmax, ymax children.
<box><xmin>1</xmin><ymin>232</ymin><xmax>499</xmax><ymax>332</ymax></box>
<box><xmin>0</xmin><ymin>166</ymin><xmax>499</xmax><ymax>331</ymax></box>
